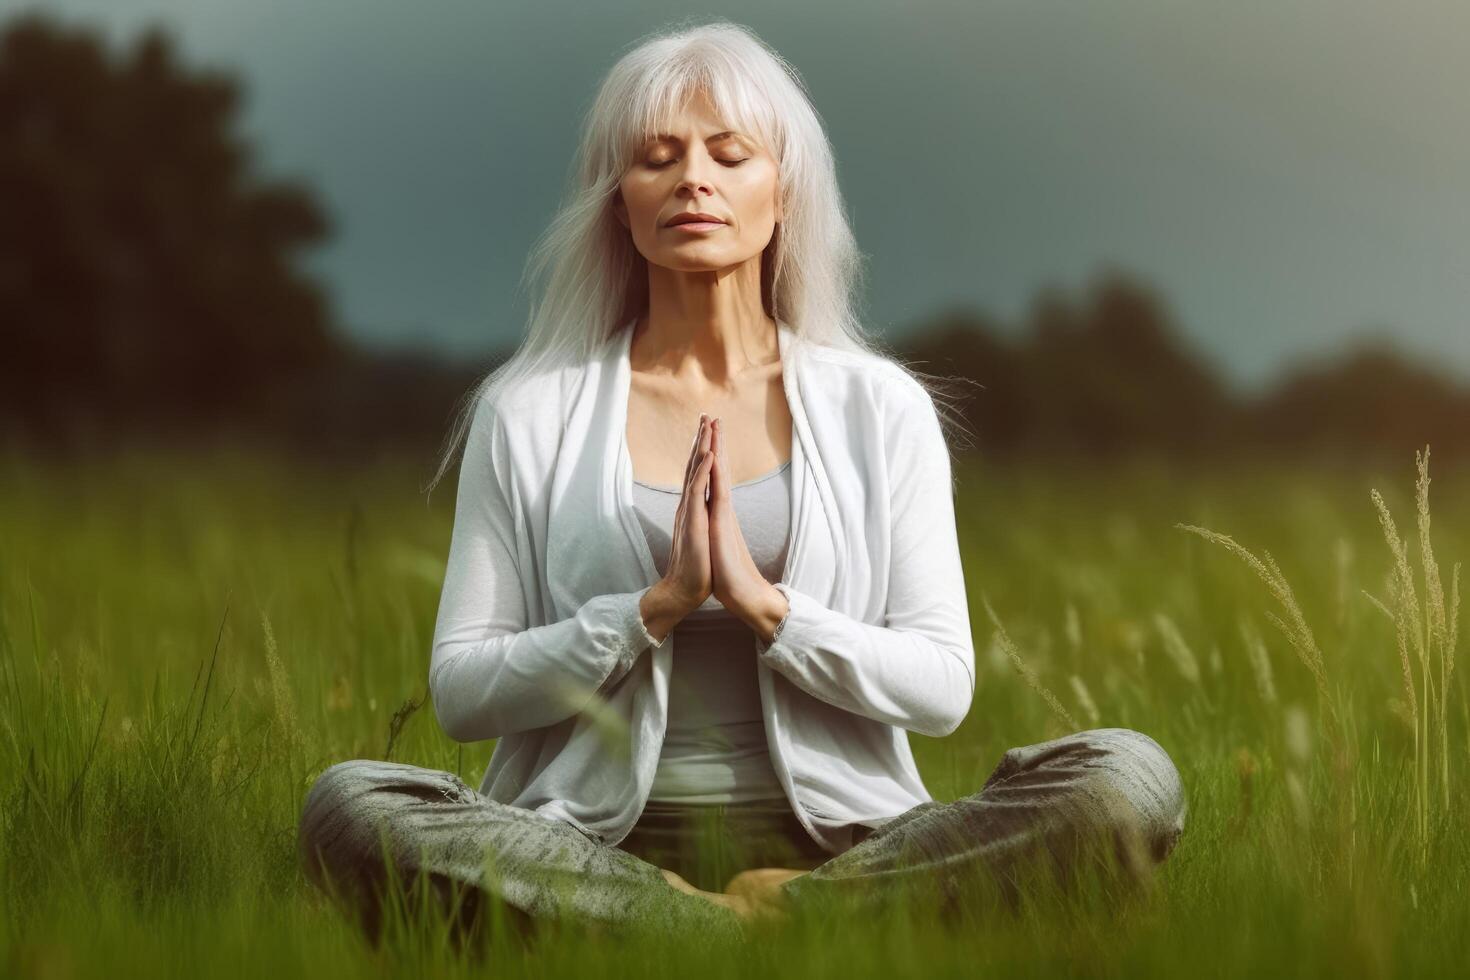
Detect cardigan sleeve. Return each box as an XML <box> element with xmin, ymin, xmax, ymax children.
<box><xmin>428</xmin><ymin>394</ymin><xmax>667</xmax><ymax>743</ymax></box>
<box><xmin>755</xmin><ymin>375</ymin><xmax>976</xmax><ymax>738</ymax></box>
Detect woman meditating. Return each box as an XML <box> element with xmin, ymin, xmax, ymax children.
<box><xmin>296</xmin><ymin>19</ymin><xmax>1186</xmax><ymax>946</ymax></box>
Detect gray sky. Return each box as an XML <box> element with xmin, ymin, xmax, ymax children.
<box><xmin>10</xmin><ymin>0</ymin><xmax>1469</xmax><ymax>394</ymax></box>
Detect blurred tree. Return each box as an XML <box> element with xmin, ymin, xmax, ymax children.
<box><xmin>0</xmin><ymin>13</ymin><xmax>345</xmax><ymax>449</ymax></box>
<box><xmin>885</xmin><ymin>304</ymin><xmax>1026</xmax><ymax>455</ymax></box>
<box><xmin>896</xmin><ymin>267</ymin><xmax>1237</xmax><ymax>461</ymax></box>
<box><xmin>1026</xmin><ymin>268</ymin><xmax>1235</xmax><ymax>459</ymax></box>
<box><xmin>1241</xmin><ymin>339</ymin><xmax>1470</xmax><ymax>462</ymax></box>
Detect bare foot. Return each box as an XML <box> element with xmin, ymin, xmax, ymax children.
<box><xmin>658</xmin><ymin>867</ymin><xmax>803</xmax><ymax>924</ymax></box>
<box><xmin>723</xmin><ymin>868</ymin><xmax>810</xmax><ymax>923</ymax></box>
<box><xmin>723</xmin><ymin>867</ymin><xmax>810</xmax><ymax>897</ymax></box>
<box><xmin>659</xmin><ymin>868</ymin><xmax>745</xmax><ymax>913</ymax></box>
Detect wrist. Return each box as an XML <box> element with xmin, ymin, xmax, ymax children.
<box><xmin>737</xmin><ymin>582</ymin><xmax>789</xmax><ymax>645</ymax></box>
<box><xmin>640</xmin><ymin>581</ymin><xmax>688</xmax><ymax>645</ymax></box>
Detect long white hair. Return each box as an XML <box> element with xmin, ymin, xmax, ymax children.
<box><xmin>425</xmin><ymin>17</ymin><xmax>971</xmax><ymax>496</ymax></box>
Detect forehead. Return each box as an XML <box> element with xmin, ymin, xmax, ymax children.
<box><xmin>644</xmin><ymin>129</ymin><xmax>748</xmax><ymax>145</ymax></box>
<box><xmin>637</xmin><ymin>89</ymin><xmax>765</xmax><ymax>146</ymax></box>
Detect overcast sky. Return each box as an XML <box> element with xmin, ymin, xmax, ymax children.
<box><xmin>9</xmin><ymin>0</ymin><xmax>1469</xmax><ymax>394</ymax></box>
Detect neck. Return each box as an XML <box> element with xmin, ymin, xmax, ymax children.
<box><xmin>633</xmin><ymin>273</ymin><xmax>777</xmax><ymax>384</ymax></box>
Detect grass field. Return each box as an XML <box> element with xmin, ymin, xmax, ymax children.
<box><xmin>1</xmin><ymin>444</ymin><xmax>1466</xmax><ymax>978</ymax></box>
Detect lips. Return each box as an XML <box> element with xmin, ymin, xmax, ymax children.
<box><xmin>666</xmin><ymin>212</ymin><xmax>727</xmax><ymax>227</ymax></box>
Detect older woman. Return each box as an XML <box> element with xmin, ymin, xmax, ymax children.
<box><xmin>297</xmin><ymin>19</ymin><xmax>1186</xmax><ymax>948</ymax></box>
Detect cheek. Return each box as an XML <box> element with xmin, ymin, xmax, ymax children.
<box><xmin>619</xmin><ymin>178</ymin><xmax>658</xmax><ymax>218</ymax></box>
<box><xmin>738</xmin><ymin>171</ymin><xmax>781</xmax><ymax>216</ymax></box>
<box><xmin>735</xmin><ymin>185</ymin><xmax>780</xmax><ymax>228</ymax></box>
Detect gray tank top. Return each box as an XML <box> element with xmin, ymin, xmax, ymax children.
<box><xmin>632</xmin><ymin>458</ymin><xmax>793</xmax><ymax>804</ymax></box>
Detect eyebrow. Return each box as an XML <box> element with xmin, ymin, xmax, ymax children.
<box><xmin>646</xmin><ymin>131</ymin><xmax>745</xmax><ymax>145</ymax></box>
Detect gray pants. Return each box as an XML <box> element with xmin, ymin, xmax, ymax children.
<box><xmin>297</xmin><ymin>727</ymin><xmax>1186</xmax><ymax>945</ymax></box>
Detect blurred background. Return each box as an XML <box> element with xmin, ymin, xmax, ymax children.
<box><xmin>4</xmin><ymin>0</ymin><xmax>1467</xmax><ymax>467</ymax></box>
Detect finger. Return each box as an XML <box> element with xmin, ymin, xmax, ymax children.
<box><xmin>698</xmin><ymin>414</ymin><xmax>714</xmax><ymax>463</ymax></box>
<box><xmin>685</xmin><ymin>447</ymin><xmax>713</xmax><ymax>509</ymax></box>
<box><xmin>671</xmin><ymin>483</ymin><xmax>685</xmax><ymax>538</ymax></box>
<box><xmin>690</xmin><ymin>421</ymin><xmax>714</xmax><ymax>487</ymax></box>
<box><xmin>683</xmin><ymin>417</ymin><xmax>707</xmax><ymax>494</ymax></box>
<box><xmin>674</xmin><ymin>438</ymin><xmax>702</xmax><ymax>542</ymax></box>
<box><xmin>708</xmin><ymin>430</ymin><xmax>724</xmax><ymax>501</ymax></box>
<box><xmin>692</xmin><ymin>411</ymin><xmax>708</xmax><ymax>450</ymax></box>
<box><xmin>710</xmin><ymin>418</ymin><xmax>727</xmax><ymax>500</ymax></box>
<box><xmin>701</xmin><ymin>449</ymin><xmax>717</xmax><ymax>509</ymax></box>
<box><xmin>720</xmin><ymin>420</ymin><xmax>735</xmax><ymax>493</ymax></box>
<box><xmin>683</xmin><ymin>414</ymin><xmax>707</xmax><ymax>486</ymax></box>
<box><xmin>685</xmin><ymin>450</ymin><xmax>710</xmax><ymax>523</ymax></box>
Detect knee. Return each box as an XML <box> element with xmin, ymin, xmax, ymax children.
<box><xmin>1082</xmin><ymin>728</ymin><xmax>1187</xmax><ymax>863</ymax></box>
<box><xmin>298</xmin><ymin>760</ymin><xmax>393</xmax><ymax>879</ymax></box>
<box><xmin>301</xmin><ymin>760</ymin><xmax>379</xmax><ymax>826</ymax></box>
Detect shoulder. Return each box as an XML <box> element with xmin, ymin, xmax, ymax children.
<box><xmin>797</xmin><ymin>341</ymin><xmax>934</xmax><ymax>415</ymax></box>
<box><xmin>473</xmin><ymin>360</ymin><xmax>581</xmax><ymax>434</ymax></box>
<box><xmin>796</xmin><ymin>343</ymin><xmax>948</xmax><ymax>478</ymax></box>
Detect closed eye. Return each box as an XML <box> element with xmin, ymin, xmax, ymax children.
<box><xmin>649</xmin><ymin>159</ymin><xmax>748</xmax><ymax>169</ymax></box>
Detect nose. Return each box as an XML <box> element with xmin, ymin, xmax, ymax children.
<box><xmin>676</xmin><ymin>175</ymin><xmax>713</xmax><ymax>198</ymax></box>
<box><xmin>673</xmin><ymin>152</ymin><xmax>717</xmax><ymax>198</ymax></box>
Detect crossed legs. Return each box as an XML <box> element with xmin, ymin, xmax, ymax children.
<box><xmin>297</xmin><ymin>727</ymin><xmax>1186</xmax><ymax>943</ymax></box>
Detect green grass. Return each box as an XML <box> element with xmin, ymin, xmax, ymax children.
<box><xmin>1</xmin><ymin>445</ymin><xmax>1467</xmax><ymax>978</ymax></box>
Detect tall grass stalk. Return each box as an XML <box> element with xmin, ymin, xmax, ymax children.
<box><xmin>980</xmin><ymin>594</ymin><xmax>1078</xmax><ymax>731</ymax></box>
<box><xmin>1173</xmin><ymin>523</ymin><xmax>1347</xmax><ymax>765</ymax></box>
<box><xmin>1182</xmin><ymin>447</ymin><xmax>1463</xmax><ymax>875</ymax></box>
<box><xmin>1238</xmin><ymin>615</ymin><xmax>1278</xmax><ymax>706</ymax></box>
<box><xmin>1174</xmin><ymin>508</ymin><xmax>1360</xmax><ymax>888</ymax></box>
<box><xmin>1364</xmin><ymin>447</ymin><xmax>1461</xmax><ymax>869</ymax></box>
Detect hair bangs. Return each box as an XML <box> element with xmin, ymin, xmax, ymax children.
<box><xmin>615</xmin><ymin>51</ymin><xmax>782</xmax><ymax>170</ymax></box>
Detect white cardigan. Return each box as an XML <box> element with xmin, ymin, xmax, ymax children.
<box><xmin>428</xmin><ymin>320</ymin><xmax>975</xmax><ymax>853</ymax></box>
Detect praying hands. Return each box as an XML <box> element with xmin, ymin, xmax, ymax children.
<box><xmin>638</xmin><ymin>414</ymin><xmax>790</xmax><ymax>645</ymax></box>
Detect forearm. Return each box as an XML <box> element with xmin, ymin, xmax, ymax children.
<box><xmin>430</xmin><ymin>587</ymin><xmax>663</xmax><ymax>742</ymax></box>
<box><xmin>750</xmin><ymin>582</ymin><xmax>974</xmax><ymax>738</ymax></box>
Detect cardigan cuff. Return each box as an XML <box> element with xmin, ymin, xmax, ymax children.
<box><xmin>591</xmin><ymin>589</ymin><xmax>667</xmax><ymax>695</ymax></box>
<box><xmin>756</xmin><ymin>582</ymin><xmax>797</xmax><ymax>659</ymax></box>
<box><xmin>630</xmin><ymin>586</ymin><xmax>670</xmax><ymax>651</ymax></box>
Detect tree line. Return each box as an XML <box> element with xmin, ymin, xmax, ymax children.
<box><xmin>889</xmin><ymin>272</ymin><xmax>1470</xmax><ymax>466</ymax></box>
<box><xmin>3</xmin><ymin>12</ymin><xmax>1465</xmax><ymax>467</ymax></box>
